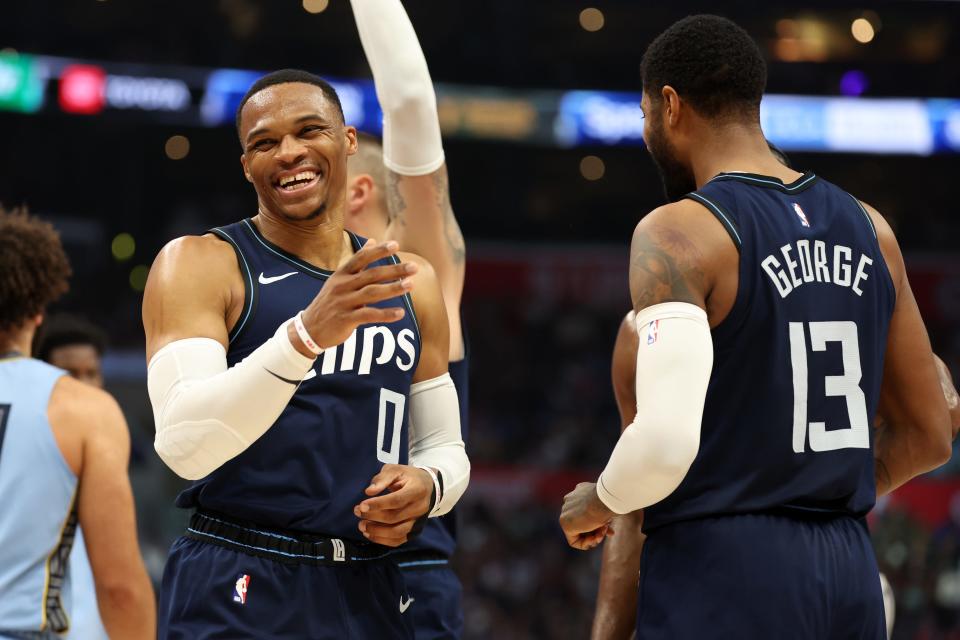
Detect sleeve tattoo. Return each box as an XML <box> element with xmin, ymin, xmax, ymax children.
<box><xmin>629</xmin><ymin>225</ymin><xmax>706</xmax><ymax>310</ymax></box>
<box><xmin>386</xmin><ymin>168</ymin><xmax>466</xmax><ymax>267</ymax></box>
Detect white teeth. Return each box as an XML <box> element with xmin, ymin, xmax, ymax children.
<box><xmin>279</xmin><ymin>171</ymin><xmax>318</xmax><ymax>187</ymax></box>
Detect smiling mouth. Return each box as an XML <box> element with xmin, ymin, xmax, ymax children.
<box><xmin>275</xmin><ymin>170</ymin><xmax>321</xmax><ymax>194</ymax></box>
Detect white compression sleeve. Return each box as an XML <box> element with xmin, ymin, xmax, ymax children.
<box><xmin>148</xmin><ymin>321</ymin><xmax>315</xmax><ymax>480</ymax></box>
<box><xmin>408</xmin><ymin>373</ymin><xmax>469</xmax><ymax>516</ymax></box>
<box><xmin>350</xmin><ymin>0</ymin><xmax>445</xmax><ymax>176</ymax></box>
<box><xmin>597</xmin><ymin>302</ymin><xmax>713</xmax><ymax>514</ymax></box>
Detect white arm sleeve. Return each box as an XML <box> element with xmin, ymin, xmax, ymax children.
<box><xmin>148</xmin><ymin>321</ymin><xmax>315</xmax><ymax>480</ymax></box>
<box><xmin>350</xmin><ymin>0</ymin><xmax>445</xmax><ymax>176</ymax></box>
<box><xmin>597</xmin><ymin>302</ymin><xmax>713</xmax><ymax>514</ymax></box>
<box><xmin>408</xmin><ymin>373</ymin><xmax>469</xmax><ymax>516</ymax></box>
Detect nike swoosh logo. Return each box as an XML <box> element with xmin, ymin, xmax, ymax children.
<box><xmin>263</xmin><ymin>368</ymin><xmax>301</xmax><ymax>386</ymax></box>
<box><xmin>399</xmin><ymin>596</ymin><xmax>414</xmax><ymax>613</ymax></box>
<box><xmin>258</xmin><ymin>271</ymin><xmax>298</xmax><ymax>285</ymax></box>
<box><xmin>303</xmin><ymin>369</ymin><xmax>317</xmax><ymax>381</ymax></box>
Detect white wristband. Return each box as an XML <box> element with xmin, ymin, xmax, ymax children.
<box><xmin>293</xmin><ymin>311</ymin><xmax>324</xmax><ymax>356</ymax></box>
<box><xmin>415</xmin><ymin>464</ymin><xmax>443</xmax><ymax>516</ymax></box>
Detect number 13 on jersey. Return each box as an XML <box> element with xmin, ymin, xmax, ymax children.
<box><xmin>789</xmin><ymin>321</ymin><xmax>870</xmax><ymax>453</ymax></box>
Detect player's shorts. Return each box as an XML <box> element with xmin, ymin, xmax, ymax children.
<box><xmin>636</xmin><ymin>512</ymin><xmax>886</xmax><ymax>640</ymax></box>
<box><xmin>394</xmin><ymin>552</ymin><xmax>463</xmax><ymax>640</ymax></box>
<box><xmin>158</xmin><ymin>511</ymin><xmax>414</xmax><ymax>640</ymax></box>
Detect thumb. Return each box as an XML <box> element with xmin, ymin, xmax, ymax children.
<box><xmin>366</xmin><ymin>464</ymin><xmax>402</xmax><ymax>496</ymax></box>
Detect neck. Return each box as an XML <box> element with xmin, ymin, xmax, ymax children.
<box><xmin>369</xmin><ymin>206</ymin><xmax>391</xmax><ymax>241</ymax></box>
<box><xmin>253</xmin><ymin>206</ymin><xmax>352</xmax><ymax>271</ymax></box>
<box><xmin>0</xmin><ymin>324</ymin><xmax>34</xmax><ymax>358</ymax></box>
<box><xmin>344</xmin><ymin>205</ymin><xmax>390</xmax><ymax>243</ymax></box>
<box><xmin>689</xmin><ymin>122</ymin><xmax>803</xmax><ymax>189</ymax></box>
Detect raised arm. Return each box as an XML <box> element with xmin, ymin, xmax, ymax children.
<box><xmin>592</xmin><ymin>312</ymin><xmax>647</xmax><ymax>640</ymax></box>
<box><xmin>49</xmin><ymin>378</ymin><xmax>155</xmax><ymax>639</ymax></box>
<box><xmin>865</xmin><ymin>205</ymin><xmax>952</xmax><ymax>494</ymax></box>
<box><xmin>350</xmin><ymin>0</ymin><xmax>466</xmax><ymax>360</ymax></box>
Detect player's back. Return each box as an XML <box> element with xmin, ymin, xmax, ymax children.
<box><xmin>643</xmin><ymin>171</ymin><xmax>895</xmax><ymax>532</ymax></box>
<box><xmin>0</xmin><ymin>356</ymin><xmax>77</xmax><ymax>637</ymax></box>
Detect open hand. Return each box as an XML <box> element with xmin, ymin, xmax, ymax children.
<box><xmin>298</xmin><ymin>239</ymin><xmax>417</xmax><ymax>351</ymax></box>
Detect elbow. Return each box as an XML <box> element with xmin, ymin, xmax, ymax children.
<box><xmin>646</xmin><ymin>431</ymin><xmax>699</xmax><ymax>486</ymax></box>
<box><xmin>445</xmin><ymin>449</ymin><xmax>471</xmax><ymax>502</ymax></box>
<box><xmin>154</xmin><ymin>438</ymin><xmax>211</xmax><ymax>481</ymax></box>
<box><xmin>97</xmin><ymin>578</ymin><xmax>152</xmax><ymax>615</ymax></box>
<box><xmin>931</xmin><ymin>428</ymin><xmax>953</xmax><ymax>468</ymax></box>
<box><xmin>460</xmin><ymin>456</ymin><xmax>471</xmax><ymax>492</ymax></box>
<box><xmin>153</xmin><ymin>418</ymin><xmax>246</xmax><ymax>481</ymax></box>
<box><xmin>929</xmin><ymin>409</ymin><xmax>954</xmax><ymax>468</ymax></box>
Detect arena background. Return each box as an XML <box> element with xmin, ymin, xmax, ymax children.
<box><xmin>2</xmin><ymin>1</ymin><xmax>959</xmax><ymax>637</ymax></box>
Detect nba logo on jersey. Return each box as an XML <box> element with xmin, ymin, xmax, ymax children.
<box><xmin>233</xmin><ymin>574</ymin><xmax>250</xmax><ymax>604</ymax></box>
<box><xmin>647</xmin><ymin>320</ymin><xmax>660</xmax><ymax>345</ymax></box>
<box><xmin>792</xmin><ymin>203</ymin><xmax>811</xmax><ymax>228</ymax></box>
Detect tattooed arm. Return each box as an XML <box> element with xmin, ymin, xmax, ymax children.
<box><xmin>349</xmin><ymin>0</ymin><xmax>466</xmax><ymax>360</ymax></box>
<box><xmin>386</xmin><ymin>167</ymin><xmax>466</xmax><ymax>360</ymax></box>
<box><xmin>863</xmin><ymin>203</ymin><xmax>951</xmax><ymax>495</ymax></box>
<box><xmin>628</xmin><ymin>205</ymin><xmax>710</xmax><ymax>312</ymax></box>
<box><xmin>561</xmin><ymin>201</ymin><xmax>727</xmax><ymax>549</ymax></box>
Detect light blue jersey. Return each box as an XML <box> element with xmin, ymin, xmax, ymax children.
<box><xmin>0</xmin><ymin>356</ymin><xmax>78</xmax><ymax>638</ymax></box>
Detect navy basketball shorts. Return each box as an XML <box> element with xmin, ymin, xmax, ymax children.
<box><xmin>396</xmin><ymin>555</ymin><xmax>464</xmax><ymax>640</ymax></box>
<box><xmin>636</xmin><ymin>513</ymin><xmax>886</xmax><ymax>639</ymax></box>
<box><xmin>158</xmin><ymin>513</ymin><xmax>414</xmax><ymax>639</ymax></box>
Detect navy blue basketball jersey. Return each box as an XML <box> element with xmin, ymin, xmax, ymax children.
<box><xmin>176</xmin><ymin>219</ymin><xmax>421</xmax><ymax>542</ymax></box>
<box><xmin>642</xmin><ymin>172</ymin><xmax>895</xmax><ymax>533</ymax></box>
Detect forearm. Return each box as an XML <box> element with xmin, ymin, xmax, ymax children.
<box><xmin>592</xmin><ymin>511</ymin><xmax>645</xmax><ymax>640</ymax></box>
<box><xmin>598</xmin><ymin>303</ymin><xmax>711</xmax><ymax>514</ymax></box>
<box><xmin>408</xmin><ymin>373</ymin><xmax>469</xmax><ymax>515</ymax></box>
<box><xmin>97</xmin><ymin>573</ymin><xmax>156</xmax><ymax>640</ymax></box>
<box><xmin>874</xmin><ymin>420</ymin><xmax>949</xmax><ymax>496</ymax></box>
<box><xmin>350</xmin><ymin>0</ymin><xmax>444</xmax><ymax>176</ymax></box>
<box><xmin>149</xmin><ymin>321</ymin><xmax>314</xmax><ymax>479</ymax></box>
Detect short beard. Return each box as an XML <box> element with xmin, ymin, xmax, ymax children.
<box><xmin>279</xmin><ymin>201</ymin><xmax>327</xmax><ymax>222</ymax></box>
<box><xmin>645</xmin><ymin>119</ymin><xmax>696</xmax><ymax>203</ymax></box>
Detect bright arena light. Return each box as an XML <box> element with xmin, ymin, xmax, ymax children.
<box><xmin>579</xmin><ymin>8</ymin><xmax>605</xmax><ymax>32</ymax></box>
<box><xmin>580</xmin><ymin>155</ymin><xmax>605</xmax><ymax>181</ymax></box>
<box><xmin>165</xmin><ymin>135</ymin><xmax>190</xmax><ymax>160</ymax></box>
<box><xmin>303</xmin><ymin>0</ymin><xmax>329</xmax><ymax>14</ymax></box>
<box><xmin>851</xmin><ymin>18</ymin><xmax>875</xmax><ymax>44</ymax></box>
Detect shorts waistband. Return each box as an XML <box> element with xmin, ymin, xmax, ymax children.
<box><xmin>185</xmin><ymin>510</ymin><xmax>393</xmax><ymax>566</ymax></box>
<box><xmin>389</xmin><ymin>549</ymin><xmax>450</xmax><ymax>569</ymax></box>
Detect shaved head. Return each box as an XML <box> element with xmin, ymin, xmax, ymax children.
<box><xmin>349</xmin><ymin>133</ymin><xmax>387</xmax><ymax>190</ymax></box>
